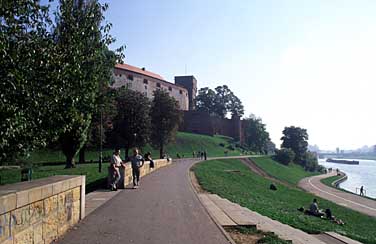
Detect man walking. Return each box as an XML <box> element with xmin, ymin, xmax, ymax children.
<box><xmin>130</xmin><ymin>148</ymin><xmax>144</xmax><ymax>188</ymax></box>
<box><xmin>360</xmin><ymin>186</ymin><xmax>364</xmax><ymax>196</ymax></box>
<box><xmin>110</xmin><ymin>148</ymin><xmax>124</xmax><ymax>191</ymax></box>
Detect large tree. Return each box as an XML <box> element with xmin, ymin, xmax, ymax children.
<box><xmin>195</xmin><ymin>85</ymin><xmax>244</xmax><ymax>118</ymax></box>
<box><xmin>281</xmin><ymin>126</ymin><xmax>309</xmax><ymax>163</ymax></box>
<box><xmin>150</xmin><ymin>90</ymin><xmax>182</xmax><ymax>158</ymax></box>
<box><xmin>0</xmin><ymin>1</ymin><xmax>57</xmax><ymax>163</ymax></box>
<box><xmin>243</xmin><ymin>115</ymin><xmax>271</xmax><ymax>153</ymax></box>
<box><xmin>53</xmin><ymin>0</ymin><xmax>117</xmax><ymax>168</ymax></box>
<box><xmin>109</xmin><ymin>88</ymin><xmax>151</xmax><ymax>158</ymax></box>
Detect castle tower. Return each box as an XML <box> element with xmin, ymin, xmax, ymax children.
<box><xmin>174</xmin><ymin>76</ymin><xmax>197</xmax><ymax>111</ymax></box>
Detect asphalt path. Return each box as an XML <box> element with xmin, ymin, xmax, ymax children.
<box><xmin>58</xmin><ymin>158</ymin><xmax>231</xmax><ymax>244</ymax></box>
<box><xmin>298</xmin><ymin>172</ymin><xmax>376</xmax><ymax>217</ymax></box>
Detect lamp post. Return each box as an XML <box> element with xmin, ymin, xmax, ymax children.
<box><xmin>99</xmin><ymin>109</ymin><xmax>103</xmax><ymax>173</ymax></box>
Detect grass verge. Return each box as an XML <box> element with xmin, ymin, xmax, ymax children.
<box><xmin>0</xmin><ymin>163</ymin><xmax>110</xmax><ymax>193</ymax></box>
<box><xmin>193</xmin><ymin>159</ymin><xmax>376</xmax><ymax>244</ymax></box>
<box><xmin>225</xmin><ymin>226</ymin><xmax>290</xmax><ymax>244</ymax></box>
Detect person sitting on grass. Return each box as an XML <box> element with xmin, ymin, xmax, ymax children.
<box><xmin>307</xmin><ymin>199</ymin><xmax>325</xmax><ymax>217</ymax></box>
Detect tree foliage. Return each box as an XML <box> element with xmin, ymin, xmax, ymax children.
<box><xmin>150</xmin><ymin>90</ymin><xmax>182</xmax><ymax>158</ymax></box>
<box><xmin>109</xmin><ymin>88</ymin><xmax>151</xmax><ymax>158</ymax></box>
<box><xmin>281</xmin><ymin>126</ymin><xmax>309</xmax><ymax>163</ymax></box>
<box><xmin>196</xmin><ymin>85</ymin><xmax>244</xmax><ymax>118</ymax></box>
<box><xmin>273</xmin><ymin>148</ymin><xmax>295</xmax><ymax>165</ymax></box>
<box><xmin>0</xmin><ymin>1</ymin><xmax>56</xmax><ymax>163</ymax></box>
<box><xmin>53</xmin><ymin>0</ymin><xmax>120</xmax><ymax>168</ymax></box>
<box><xmin>243</xmin><ymin>115</ymin><xmax>271</xmax><ymax>154</ymax></box>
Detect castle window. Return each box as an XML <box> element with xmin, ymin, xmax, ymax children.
<box><xmin>179</xmin><ymin>90</ymin><xmax>183</xmax><ymax>94</ymax></box>
<box><xmin>119</xmin><ymin>74</ymin><xmax>122</xmax><ymax>77</ymax></box>
<box><xmin>168</xmin><ymin>87</ymin><xmax>172</xmax><ymax>91</ymax></box>
<box><xmin>143</xmin><ymin>79</ymin><xmax>148</xmax><ymax>84</ymax></box>
<box><xmin>127</xmin><ymin>75</ymin><xmax>133</xmax><ymax>81</ymax></box>
<box><xmin>157</xmin><ymin>83</ymin><xmax>161</xmax><ymax>88</ymax></box>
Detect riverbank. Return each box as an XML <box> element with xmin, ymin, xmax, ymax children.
<box><xmin>319</xmin><ymin>158</ymin><xmax>376</xmax><ymax>198</ymax></box>
<box><xmin>193</xmin><ymin>158</ymin><xmax>376</xmax><ymax>244</ymax></box>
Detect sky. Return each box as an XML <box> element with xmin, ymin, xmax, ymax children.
<box><xmin>98</xmin><ymin>0</ymin><xmax>376</xmax><ymax>150</ymax></box>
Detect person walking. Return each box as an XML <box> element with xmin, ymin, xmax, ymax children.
<box><xmin>204</xmin><ymin>151</ymin><xmax>207</xmax><ymax>160</ymax></box>
<box><xmin>130</xmin><ymin>148</ymin><xmax>144</xmax><ymax>188</ymax></box>
<box><xmin>110</xmin><ymin>148</ymin><xmax>124</xmax><ymax>191</ymax></box>
<box><xmin>360</xmin><ymin>186</ymin><xmax>364</xmax><ymax>196</ymax></box>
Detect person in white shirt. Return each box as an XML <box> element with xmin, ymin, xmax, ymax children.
<box><xmin>110</xmin><ymin>148</ymin><xmax>124</xmax><ymax>191</ymax></box>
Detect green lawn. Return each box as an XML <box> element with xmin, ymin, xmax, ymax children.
<box><xmin>0</xmin><ymin>163</ymin><xmax>110</xmax><ymax>193</ymax></box>
<box><xmin>321</xmin><ymin>175</ymin><xmax>342</xmax><ymax>188</ymax></box>
<box><xmin>193</xmin><ymin>159</ymin><xmax>376</xmax><ymax>244</ymax></box>
<box><xmin>13</xmin><ymin>132</ymin><xmax>243</xmax><ymax>166</ymax></box>
<box><xmin>1</xmin><ymin>132</ymin><xmax>244</xmax><ymax>189</ymax></box>
<box><xmin>251</xmin><ymin>156</ymin><xmax>318</xmax><ymax>185</ymax></box>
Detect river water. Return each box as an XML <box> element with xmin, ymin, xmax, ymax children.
<box><xmin>319</xmin><ymin>158</ymin><xmax>376</xmax><ymax>198</ymax></box>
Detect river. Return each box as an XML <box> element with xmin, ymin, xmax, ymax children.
<box><xmin>319</xmin><ymin>158</ymin><xmax>376</xmax><ymax>199</ymax></box>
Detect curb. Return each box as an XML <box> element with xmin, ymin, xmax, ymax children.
<box><xmin>187</xmin><ymin>160</ymin><xmax>237</xmax><ymax>244</ymax></box>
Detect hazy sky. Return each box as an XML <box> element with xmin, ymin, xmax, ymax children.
<box><xmin>100</xmin><ymin>0</ymin><xmax>376</xmax><ymax>150</ymax></box>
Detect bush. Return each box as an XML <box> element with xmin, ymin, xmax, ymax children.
<box><xmin>219</xmin><ymin>143</ymin><xmax>225</xmax><ymax>147</ymax></box>
<box><xmin>227</xmin><ymin>145</ymin><xmax>235</xmax><ymax>151</ymax></box>
<box><xmin>302</xmin><ymin>151</ymin><xmax>319</xmax><ymax>172</ymax></box>
<box><xmin>273</xmin><ymin>148</ymin><xmax>295</xmax><ymax>165</ymax></box>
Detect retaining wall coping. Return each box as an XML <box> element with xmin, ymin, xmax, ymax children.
<box><xmin>0</xmin><ymin>175</ymin><xmax>85</xmax><ymax>215</ymax></box>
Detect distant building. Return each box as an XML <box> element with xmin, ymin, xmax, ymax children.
<box><xmin>175</xmin><ymin>76</ymin><xmax>197</xmax><ymax>111</ymax></box>
<box><xmin>112</xmin><ymin>63</ymin><xmax>191</xmax><ymax>111</ymax></box>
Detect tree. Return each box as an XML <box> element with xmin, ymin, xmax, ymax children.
<box><xmin>53</xmin><ymin>0</ymin><xmax>117</xmax><ymax>168</ymax></box>
<box><xmin>0</xmin><ymin>1</ymin><xmax>57</xmax><ymax>163</ymax></box>
<box><xmin>150</xmin><ymin>90</ymin><xmax>182</xmax><ymax>158</ymax></box>
<box><xmin>302</xmin><ymin>151</ymin><xmax>319</xmax><ymax>171</ymax></box>
<box><xmin>281</xmin><ymin>126</ymin><xmax>309</xmax><ymax>164</ymax></box>
<box><xmin>195</xmin><ymin>87</ymin><xmax>216</xmax><ymax>114</ymax></box>
<box><xmin>195</xmin><ymin>85</ymin><xmax>244</xmax><ymax>118</ymax></box>
<box><xmin>273</xmin><ymin>148</ymin><xmax>295</xmax><ymax>165</ymax></box>
<box><xmin>109</xmin><ymin>88</ymin><xmax>151</xmax><ymax>158</ymax></box>
<box><xmin>243</xmin><ymin>115</ymin><xmax>270</xmax><ymax>153</ymax></box>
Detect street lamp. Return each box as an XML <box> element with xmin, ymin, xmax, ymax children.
<box><xmin>99</xmin><ymin>109</ymin><xmax>103</xmax><ymax>173</ymax></box>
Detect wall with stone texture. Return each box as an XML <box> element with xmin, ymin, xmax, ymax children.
<box><xmin>0</xmin><ymin>175</ymin><xmax>85</xmax><ymax>244</ymax></box>
<box><xmin>117</xmin><ymin>159</ymin><xmax>171</xmax><ymax>188</ymax></box>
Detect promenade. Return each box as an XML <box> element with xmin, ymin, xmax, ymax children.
<box><xmin>298</xmin><ymin>172</ymin><xmax>376</xmax><ymax>217</ymax></box>
<box><xmin>58</xmin><ymin>158</ymin><xmax>230</xmax><ymax>244</ymax></box>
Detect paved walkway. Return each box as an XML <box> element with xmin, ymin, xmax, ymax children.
<box><xmin>298</xmin><ymin>172</ymin><xmax>376</xmax><ymax>217</ymax></box>
<box><xmin>58</xmin><ymin>158</ymin><xmax>231</xmax><ymax>244</ymax></box>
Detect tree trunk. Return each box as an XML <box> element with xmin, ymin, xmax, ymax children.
<box><xmin>125</xmin><ymin>147</ymin><xmax>129</xmax><ymax>160</ymax></box>
<box><xmin>65</xmin><ymin>154</ymin><xmax>76</xmax><ymax>168</ymax></box>
<box><xmin>159</xmin><ymin>144</ymin><xmax>164</xmax><ymax>159</ymax></box>
<box><xmin>79</xmin><ymin>145</ymin><xmax>85</xmax><ymax>164</ymax></box>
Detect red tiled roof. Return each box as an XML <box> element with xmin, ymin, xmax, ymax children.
<box><xmin>115</xmin><ymin>63</ymin><xmax>165</xmax><ymax>81</ymax></box>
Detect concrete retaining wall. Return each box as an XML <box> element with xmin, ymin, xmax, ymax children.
<box><xmin>118</xmin><ymin>159</ymin><xmax>171</xmax><ymax>188</ymax></box>
<box><xmin>0</xmin><ymin>175</ymin><xmax>85</xmax><ymax>244</ymax></box>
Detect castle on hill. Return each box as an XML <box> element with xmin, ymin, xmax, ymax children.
<box><xmin>112</xmin><ymin>63</ymin><xmax>244</xmax><ymax>144</ymax></box>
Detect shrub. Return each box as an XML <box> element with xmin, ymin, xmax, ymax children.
<box><xmin>219</xmin><ymin>143</ymin><xmax>225</xmax><ymax>147</ymax></box>
<box><xmin>273</xmin><ymin>148</ymin><xmax>295</xmax><ymax>165</ymax></box>
<box><xmin>227</xmin><ymin>145</ymin><xmax>235</xmax><ymax>151</ymax></box>
<box><xmin>302</xmin><ymin>151</ymin><xmax>319</xmax><ymax>172</ymax></box>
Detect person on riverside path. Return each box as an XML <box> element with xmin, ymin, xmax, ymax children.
<box><xmin>130</xmin><ymin>148</ymin><xmax>144</xmax><ymax>188</ymax></box>
<box><xmin>144</xmin><ymin>151</ymin><xmax>155</xmax><ymax>169</ymax></box>
<box><xmin>360</xmin><ymin>186</ymin><xmax>364</xmax><ymax>196</ymax></box>
<box><xmin>110</xmin><ymin>148</ymin><xmax>125</xmax><ymax>191</ymax></box>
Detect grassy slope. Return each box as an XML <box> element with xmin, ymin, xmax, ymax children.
<box><xmin>16</xmin><ymin>132</ymin><xmax>242</xmax><ymax>165</ymax></box>
<box><xmin>0</xmin><ymin>163</ymin><xmax>110</xmax><ymax>192</ymax></box>
<box><xmin>1</xmin><ymin>132</ymin><xmax>242</xmax><ymax>187</ymax></box>
<box><xmin>251</xmin><ymin>156</ymin><xmax>318</xmax><ymax>185</ymax></box>
<box><xmin>193</xmin><ymin>159</ymin><xmax>376</xmax><ymax>244</ymax></box>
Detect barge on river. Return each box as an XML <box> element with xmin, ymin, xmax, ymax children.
<box><xmin>326</xmin><ymin>158</ymin><xmax>359</xmax><ymax>165</ymax></box>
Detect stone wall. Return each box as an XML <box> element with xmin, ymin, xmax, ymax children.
<box><xmin>180</xmin><ymin>111</ymin><xmax>245</xmax><ymax>143</ymax></box>
<box><xmin>118</xmin><ymin>159</ymin><xmax>171</xmax><ymax>188</ymax></box>
<box><xmin>0</xmin><ymin>175</ymin><xmax>85</xmax><ymax>244</ymax></box>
